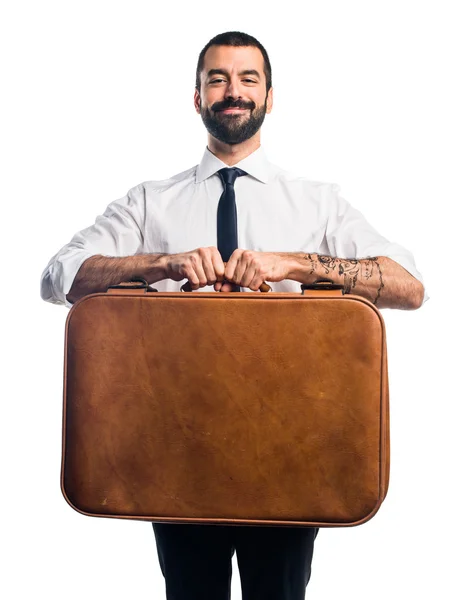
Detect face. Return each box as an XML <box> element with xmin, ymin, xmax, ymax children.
<box><xmin>195</xmin><ymin>45</ymin><xmax>273</xmax><ymax>145</ymax></box>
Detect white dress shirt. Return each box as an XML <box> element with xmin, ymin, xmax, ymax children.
<box><xmin>40</xmin><ymin>145</ymin><xmax>427</xmax><ymax>309</ymax></box>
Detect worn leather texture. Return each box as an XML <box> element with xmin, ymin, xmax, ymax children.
<box><xmin>62</xmin><ymin>288</ymin><xmax>389</xmax><ymax>527</ymax></box>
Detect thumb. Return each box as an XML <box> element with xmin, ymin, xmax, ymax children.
<box><xmin>220</xmin><ymin>281</ymin><xmax>236</xmax><ymax>292</ymax></box>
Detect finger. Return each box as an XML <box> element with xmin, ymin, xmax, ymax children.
<box><xmin>248</xmin><ymin>275</ymin><xmax>266</xmax><ymax>291</ymax></box>
<box><xmin>220</xmin><ymin>281</ymin><xmax>236</xmax><ymax>292</ymax></box>
<box><xmin>201</xmin><ymin>248</ymin><xmax>223</xmax><ymax>286</ymax></box>
<box><xmin>224</xmin><ymin>249</ymin><xmax>242</xmax><ymax>281</ymax></box>
<box><xmin>184</xmin><ymin>265</ymin><xmax>201</xmax><ymax>290</ymax></box>
<box><xmin>191</xmin><ymin>255</ymin><xmax>211</xmax><ymax>288</ymax></box>
<box><xmin>212</xmin><ymin>248</ymin><xmax>227</xmax><ymax>283</ymax></box>
<box><xmin>239</xmin><ymin>262</ymin><xmax>258</xmax><ymax>289</ymax></box>
<box><xmin>235</xmin><ymin>249</ymin><xmax>256</xmax><ymax>285</ymax></box>
<box><xmin>248</xmin><ymin>264</ymin><xmax>268</xmax><ymax>290</ymax></box>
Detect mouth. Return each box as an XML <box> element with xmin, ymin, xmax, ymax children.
<box><xmin>216</xmin><ymin>107</ymin><xmax>249</xmax><ymax>114</ymax></box>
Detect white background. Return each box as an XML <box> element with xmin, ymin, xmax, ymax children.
<box><xmin>1</xmin><ymin>0</ymin><xmax>453</xmax><ymax>598</ymax></box>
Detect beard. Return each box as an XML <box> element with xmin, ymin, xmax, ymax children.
<box><xmin>200</xmin><ymin>97</ymin><xmax>267</xmax><ymax>145</ymax></box>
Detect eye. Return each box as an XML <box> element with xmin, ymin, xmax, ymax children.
<box><xmin>209</xmin><ymin>78</ymin><xmax>257</xmax><ymax>84</ymax></box>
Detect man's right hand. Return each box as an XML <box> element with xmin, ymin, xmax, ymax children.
<box><xmin>163</xmin><ymin>247</ymin><xmax>227</xmax><ymax>290</ymax></box>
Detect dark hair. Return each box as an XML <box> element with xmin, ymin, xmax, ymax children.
<box><xmin>195</xmin><ymin>31</ymin><xmax>272</xmax><ymax>94</ymax></box>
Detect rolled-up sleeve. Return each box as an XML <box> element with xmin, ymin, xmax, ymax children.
<box><xmin>40</xmin><ymin>184</ymin><xmax>145</xmax><ymax>308</ymax></box>
<box><xmin>324</xmin><ymin>184</ymin><xmax>429</xmax><ymax>304</ymax></box>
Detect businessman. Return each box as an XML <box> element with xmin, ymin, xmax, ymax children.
<box><xmin>41</xmin><ymin>30</ymin><xmax>427</xmax><ymax>600</ymax></box>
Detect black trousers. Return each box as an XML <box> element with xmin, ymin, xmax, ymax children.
<box><xmin>152</xmin><ymin>522</ymin><xmax>319</xmax><ymax>600</ymax></box>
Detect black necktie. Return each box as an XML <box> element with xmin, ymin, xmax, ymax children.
<box><xmin>217</xmin><ymin>167</ymin><xmax>248</xmax><ymax>292</ymax></box>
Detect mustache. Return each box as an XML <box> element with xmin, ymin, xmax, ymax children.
<box><xmin>212</xmin><ymin>100</ymin><xmax>255</xmax><ymax>112</ymax></box>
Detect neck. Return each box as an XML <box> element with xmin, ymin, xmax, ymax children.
<box><xmin>207</xmin><ymin>133</ymin><xmax>261</xmax><ymax>166</ymax></box>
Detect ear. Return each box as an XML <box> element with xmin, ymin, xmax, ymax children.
<box><xmin>194</xmin><ymin>88</ymin><xmax>201</xmax><ymax>114</ymax></box>
<box><xmin>266</xmin><ymin>87</ymin><xmax>273</xmax><ymax>114</ymax></box>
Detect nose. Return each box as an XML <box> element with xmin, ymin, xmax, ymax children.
<box><xmin>225</xmin><ymin>77</ymin><xmax>241</xmax><ymax>100</ymax></box>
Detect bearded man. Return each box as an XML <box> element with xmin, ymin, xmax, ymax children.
<box><xmin>41</xmin><ymin>30</ymin><xmax>427</xmax><ymax>600</ymax></box>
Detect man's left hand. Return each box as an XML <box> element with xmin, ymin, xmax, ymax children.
<box><xmin>214</xmin><ymin>250</ymin><xmax>291</xmax><ymax>292</ymax></box>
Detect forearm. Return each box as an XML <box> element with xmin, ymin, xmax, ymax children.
<box><xmin>285</xmin><ymin>253</ymin><xmax>424</xmax><ymax>310</ymax></box>
<box><xmin>66</xmin><ymin>253</ymin><xmax>168</xmax><ymax>304</ymax></box>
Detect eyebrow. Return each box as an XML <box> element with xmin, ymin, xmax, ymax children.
<box><xmin>206</xmin><ymin>68</ymin><xmax>261</xmax><ymax>79</ymax></box>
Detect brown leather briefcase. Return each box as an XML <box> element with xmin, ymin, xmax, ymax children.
<box><xmin>62</xmin><ymin>279</ymin><xmax>389</xmax><ymax>528</ymax></box>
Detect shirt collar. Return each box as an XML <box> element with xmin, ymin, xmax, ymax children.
<box><xmin>195</xmin><ymin>145</ymin><xmax>270</xmax><ymax>184</ymax></box>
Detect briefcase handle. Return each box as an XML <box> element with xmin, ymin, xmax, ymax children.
<box><xmin>180</xmin><ymin>277</ymin><xmax>345</xmax><ymax>293</ymax></box>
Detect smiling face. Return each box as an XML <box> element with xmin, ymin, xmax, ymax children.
<box><xmin>194</xmin><ymin>45</ymin><xmax>273</xmax><ymax>146</ymax></box>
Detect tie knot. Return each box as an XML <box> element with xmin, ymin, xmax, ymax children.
<box><xmin>217</xmin><ymin>167</ymin><xmax>247</xmax><ymax>187</ymax></box>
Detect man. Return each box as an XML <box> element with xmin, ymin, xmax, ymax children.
<box><xmin>41</xmin><ymin>30</ymin><xmax>427</xmax><ymax>600</ymax></box>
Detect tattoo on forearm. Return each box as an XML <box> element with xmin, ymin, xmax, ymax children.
<box><xmin>306</xmin><ymin>254</ymin><xmax>385</xmax><ymax>305</ymax></box>
<box><xmin>371</xmin><ymin>259</ymin><xmax>384</xmax><ymax>305</ymax></box>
